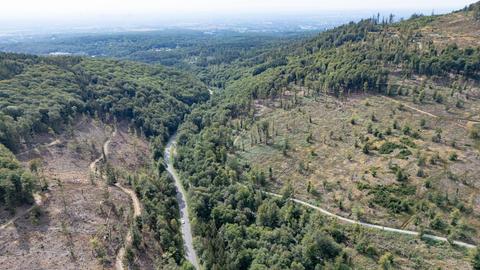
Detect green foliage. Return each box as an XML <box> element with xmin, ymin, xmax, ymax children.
<box><xmin>0</xmin><ymin>52</ymin><xmax>210</xmax><ymax>267</ymax></box>
<box><xmin>469</xmin><ymin>124</ymin><xmax>480</xmax><ymax>140</ymax></box>
<box><xmin>473</xmin><ymin>247</ymin><xmax>480</xmax><ymax>270</ymax></box>
<box><xmin>472</xmin><ymin>3</ymin><xmax>480</xmax><ymax>21</ymax></box>
<box><xmin>133</xmin><ymin>171</ymin><xmax>185</xmax><ymax>263</ymax></box>
<box><xmin>302</xmin><ymin>230</ymin><xmax>342</xmax><ymax>267</ymax></box>
<box><xmin>395</xmin><ymin>168</ymin><xmax>409</xmax><ymax>182</ymax></box>
<box><xmin>378</xmin><ymin>141</ymin><xmax>404</xmax><ymax>154</ymax></box>
<box><xmin>430</xmin><ymin>215</ymin><xmax>447</xmax><ymax>231</ymax></box>
<box><xmin>175</xmin><ymin>95</ymin><xmax>354</xmax><ymax>269</ymax></box>
<box><xmin>256</xmin><ymin>199</ymin><xmax>280</xmax><ymax>227</ymax></box>
<box><xmin>0</xmin><ymin>53</ymin><xmax>209</xmax><ymax>152</ymax></box>
<box><xmin>449</xmin><ymin>152</ymin><xmax>458</xmax><ymax>161</ymax></box>
<box><xmin>359</xmin><ymin>183</ymin><xmax>415</xmax><ymax>213</ymax></box>
<box><xmin>0</xmin><ymin>144</ymin><xmax>36</xmax><ymax>211</ymax></box>
<box><xmin>378</xmin><ymin>252</ymin><xmax>394</xmax><ymax>270</ymax></box>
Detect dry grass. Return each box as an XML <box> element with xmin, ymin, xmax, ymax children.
<box><xmin>419</xmin><ymin>11</ymin><xmax>480</xmax><ymax>49</ymax></box>
<box><xmin>235</xmin><ymin>77</ymin><xmax>480</xmax><ymax>262</ymax></box>
<box><xmin>0</xmin><ymin>118</ymin><xmax>144</xmax><ymax>270</ymax></box>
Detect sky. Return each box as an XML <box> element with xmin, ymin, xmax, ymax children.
<box><xmin>0</xmin><ymin>0</ymin><xmax>476</xmax><ymax>30</ymax></box>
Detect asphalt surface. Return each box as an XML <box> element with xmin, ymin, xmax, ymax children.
<box><xmin>165</xmin><ymin>135</ymin><xmax>200</xmax><ymax>269</ymax></box>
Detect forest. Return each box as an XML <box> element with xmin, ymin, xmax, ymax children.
<box><xmin>173</xmin><ymin>3</ymin><xmax>480</xmax><ymax>269</ymax></box>
<box><xmin>0</xmin><ymin>52</ymin><xmax>209</xmax><ymax>267</ymax></box>
<box><xmin>1</xmin><ymin>1</ymin><xmax>480</xmax><ymax>269</ymax></box>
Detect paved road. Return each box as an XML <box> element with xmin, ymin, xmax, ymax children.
<box><xmin>259</xmin><ymin>189</ymin><xmax>476</xmax><ymax>249</ymax></box>
<box><xmin>165</xmin><ymin>135</ymin><xmax>200</xmax><ymax>269</ymax></box>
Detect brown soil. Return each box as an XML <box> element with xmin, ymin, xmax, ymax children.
<box><xmin>108</xmin><ymin>122</ymin><xmax>150</xmax><ymax>174</ymax></box>
<box><xmin>0</xmin><ymin>118</ymin><xmax>133</xmax><ymax>270</ymax></box>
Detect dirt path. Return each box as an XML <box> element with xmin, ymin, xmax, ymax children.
<box><xmin>253</xmin><ymin>186</ymin><xmax>476</xmax><ymax>249</ymax></box>
<box><xmin>384</xmin><ymin>96</ymin><xmax>439</xmax><ymax>118</ymax></box>
<box><xmin>165</xmin><ymin>135</ymin><xmax>199</xmax><ymax>269</ymax></box>
<box><xmin>0</xmin><ymin>137</ymin><xmax>62</xmax><ymax>229</ymax></box>
<box><xmin>89</xmin><ymin>126</ymin><xmax>143</xmax><ymax>270</ymax></box>
<box><xmin>0</xmin><ymin>193</ymin><xmax>45</xmax><ymax>230</ymax></box>
<box><xmin>383</xmin><ymin>96</ymin><xmax>480</xmax><ymax>129</ymax></box>
<box><xmin>114</xmin><ymin>183</ymin><xmax>142</xmax><ymax>270</ymax></box>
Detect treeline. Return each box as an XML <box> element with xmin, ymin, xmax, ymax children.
<box><xmin>0</xmin><ymin>52</ymin><xmax>209</xmax><ymax>267</ymax></box>
<box><xmin>212</xmin><ymin>9</ymin><xmax>480</xmax><ymax>101</ymax></box>
<box><xmin>0</xmin><ymin>144</ymin><xmax>35</xmax><ymax>212</ymax></box>
<box><xmin>0</xmin><ymin>53</ymin><xmax>209</xmax><ymax>152</ymax></box>
<box><xmin>126</xmin><ymin>169</ymin><xmax>186</xmax><ymax>267</ymax></box>
<box><xmin>171</xmin><ymin>5</ymin><xmax>480</xmax><ymax>269</ymax></box>
<box><xmin>173</xmin><ymin>93</ymin><xmax>358</xmax><ymax>269</ymax></box>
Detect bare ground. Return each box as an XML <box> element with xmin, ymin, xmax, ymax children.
<box><xmin>0</xmin><ymin>118</ymin><xmax>132</xmax><ymax>270</ymax></box>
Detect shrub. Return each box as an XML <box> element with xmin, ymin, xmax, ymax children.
<box><xmin>400</xmin><ymin>137</ymin><xmax>416</xmax><ymax>148</ymax></box>
<box><xmin>397</xmin><ymin>149</ymin><xmax>412</xmax><ymax>159</ymax></box>
<box><xmin>396</xmin><ymin>169</ymin><xmax>408</xmax><ymax>182</ymax></box>
<box><xmin>449</xmin><ymin>152</ymin><xmax>458</xmax><ymax>161</ymax></box>
<box><xmin>472</xmin><ymin>247</ymin><xmax>480</xmax><ymax>270</ymax></box>
<box><xmin>420</xmin><ymin>119</ymin><xmax>427</xmax><ymax>128</ymax></box>
<box><xmin>430</xmin><ymin>215</ymin><xmax>447</xmax><ymax>230</ymax></box>
<box><xmin>425</xmin><ymin>179</ymin><xmax>432</xmax><ymax>188</ymax></box>
<box><xmin>363</xmin><ymin>143</ymin><xmax>370</xmax><ymax>154</ymax></box>
<box><xmin>378</xmin><ymin>252</ymin><xmax>394</xmax><ymax>270</ymax></box>
<box><xmin>378</xmin><ymin>142</ymin><xmax>403</xmax><ymax>154</ymax></box>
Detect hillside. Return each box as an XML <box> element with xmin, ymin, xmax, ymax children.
<box><xmin>174</xmin><ymin>3</ymin><xmax>480</xmax><ymax>270</ymax></box>
<box><xmin>1</xmin><ymin>2</ymin><xmax>480</xmax><ymax>270</ymax></box>
<box><xmin>0</xmin><ymin>53</ymin><xmax>208</xmax><ymax>269</ymax></box>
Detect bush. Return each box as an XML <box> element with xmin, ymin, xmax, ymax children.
<box><xmin>396</xmin><ymin>169</ymin><xmax>408</xmax><ymax>182</ymax></box>
<box><xmin>430</xmin><ymin>215</ymin><xmax>447</xmax><ymax>230</ymax></box>
<box><xmin>470</xmin><ymin>124</ymin><xmax>480</xmax><ymax>139</ymax></box>
<box><xmin>363</xmin><ymin>143</ymin><xmax>370</xmax><ymax>154</ymax></box>
<box><xmin>449</xmin><ymin>152</ymin><xmax>458</xmax><ymax>161</ymax></box>
<box><xmin>378</xmin><ymin>252</ymin><xmax>394</xmax><ymax>270</ymax></box>
<box><xmin>378</xmin><ymin>142</ymin><xmax>403</xmax><ymax>154</ymax></box>
<box><xmin>472</xmin><ymin>247</ymin><xmax>480</xmax><ymax>270</ymax></box>
<box><xmin>397</xmin><ymin>149</ymin><xmax>412</xmax><ymax>159</ymax></box>
<box><xmin>355</xmin><ymin>237</ymin><xmax>378</xmax><ymax>257</ymax></box>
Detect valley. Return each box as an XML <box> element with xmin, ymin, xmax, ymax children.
<box><xmin>165</xmin><ymin>135</ymin><xmax>199</xmax><ymax>268</ymax></box>
<box><xmin>1</xmin><ymin>2</ymin><xmax>480</xmax><ymax>269</ymax></box>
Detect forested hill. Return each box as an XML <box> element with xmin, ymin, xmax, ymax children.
<box><xmin>0</xmin><ymin>53</ymin><xmax>209</xmax><ymax>261</ymax></box>
<box><xmin>0</xmin><ymin>53</ymin><xmax>209</xmax><ymax>153</ymax></box>
<box><xmin>173</xmin><ymin>3</ymin><xmax>480</xmax><ymax>269</ymax></box>
<box><xmin>219</xmin><ymin>2</ymin><xmax>480</xmax><ymax>101</ymax></box>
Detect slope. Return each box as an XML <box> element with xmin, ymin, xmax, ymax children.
<box><xmin>174</xmin><ymin>3</ymin><xmax>480</xmax><ymax>269</ymax></box>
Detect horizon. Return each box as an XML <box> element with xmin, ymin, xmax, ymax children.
<box><xmin>0</xmin><ymin>0</ymin><xmax>476</xmax><ymax>33</ymax></box>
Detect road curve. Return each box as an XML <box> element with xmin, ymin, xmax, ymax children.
<box><xmin>89</xmin><ymin>126</ymin><xmax>143</xmax><ymax>270</ymax></box>
<box><xmin>114</xmin><ymin>183</ymin><xmax>142</xmax><ymax>270</ymax></box>
<box><xmin>257</xmin><ymin>189</ymin><xmax>476</xmax><ymax>249</ymax></box>
<box><xmin>165</xmin><ymin>135</ymin><xmax>200</xmax><ymax>269</ymax></box>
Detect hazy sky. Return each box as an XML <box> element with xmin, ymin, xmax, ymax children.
<box><xmin>0</xmin><ymin>0</ymin><xmax>476</xmax><ymax>30</ymax></box>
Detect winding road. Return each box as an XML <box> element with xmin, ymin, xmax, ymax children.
<box><xmin>165</xmin><ymin>135</ymin><xmax>200</xmax><ymax>269</ymax></box>
<box><xmin>233</xmin><ymin>96</ymin><xmax>479</xmax><ymax>249</ymax></box>
<box><xmin>255</xmin><ymin>187</ymin><xmax>476</xmax><ymax>249</ymax></box>
<box><xmin>114</xmin><ymin>183</ymin><xmax>142</xmax><ymax>270</ymax></box>
<box><xmin>89</xmin><ymin>127</ymin><xmax>143</xmax><ymax>270</ymax></box>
